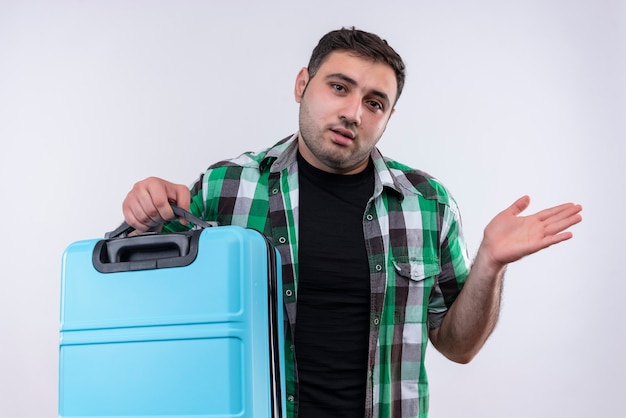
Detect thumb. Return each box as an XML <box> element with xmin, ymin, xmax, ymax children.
<box><xmin>164</xmin><ymin>182</ymin><xmax>191</xmax><ymax>218</ymax></box>
<box><xmin>508</xmin><ymin>195</ymin><xmax>531</xmax><ymax>216</ymax></box>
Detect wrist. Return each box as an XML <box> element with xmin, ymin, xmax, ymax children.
<box><xmin>473</xmin><ymin>245</ymin><xmax>508</xmax><ymax>279</ymax></box>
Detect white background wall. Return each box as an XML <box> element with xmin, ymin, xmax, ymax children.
<box><xmin>1</xmin><ymin>1</ymin><xmax>624</xmax><ymax>417</ymax></box>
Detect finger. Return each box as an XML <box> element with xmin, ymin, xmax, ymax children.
<box><xmin>543</xmin><ymin>211</ymin><xmax>583</xmax><ymax>236</ymax></box>
<box><xmin>537</xmin><ymin>202</ymin><xmax>582</xmax><ymax>222</ymax></box>
<box><xmin>165</xmin><ymin>182</ymin><xmax>191</xmax><ymax>212</ymax></box>
<box><xmin>136</xmin><ymin>178</ymin><xmax>173</xmax><ymax>224</ymax></box>
<box><xmin>122</xmin><ymin>177</ymin><xmax>178</xmax><ymax>231</ymax></box>
<box><xmin>143</xmin><ymin>179</ymin><xmax>192</xmax><ymax>225</ymax></box>
<box><xmin>122</xmin><ymin>206</ymin><xmax>149</xmax><ymax>232</ymax></box>
<box><xmin>121</xmin><ymin>184</ymin><xmax>151</xmax><ymax>231</ymax></box>
<box><xmin>541</xmin><ymin>230</ymin><xmax>574</xmax><ymax>248</ymax></box>
<box><xmin>126</xmin><ymin>190</ymin><xmax>165</xmax><ymax>231</ymax></box>
<box><xmin>145</xmin><ymin>187</ymin><xmax>176</xmax><ymax>224</ymax></box>
<box><xmin>123</xmin><ymin>201</ymin><xmax>159</xmax><ymax>232</ymax></box>
<box><xmin>507</xmin><ymin>195</ymin><xmax>531</xmax><ymax>216</ymax></box>
<box><xmin>163</xmin><ymin>182</ymin><xmax>191</xmax><ymax>224</ymax></box>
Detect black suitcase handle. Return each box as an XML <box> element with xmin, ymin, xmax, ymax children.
<box><xmin>94</xmin><ymin>205</ymin><xmax>217</xmax><ymax>273</ymax></box>
<box><xmin>105</xmin><ymin>205</ymin><xmax>217</xmax><ymax>239</ymax></box>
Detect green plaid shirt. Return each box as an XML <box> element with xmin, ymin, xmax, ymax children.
<box><xmin>165</xmin><ymin>134</ymin><xmax>470</xmax><ymax>417</ymax></box>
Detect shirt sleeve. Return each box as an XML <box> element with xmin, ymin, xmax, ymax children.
<box><xmin>427</xmin><ymin>198</ymin><xmax>471</xmax><ymax>329</ymax></box>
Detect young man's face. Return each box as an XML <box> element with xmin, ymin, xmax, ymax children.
<box><xmin>294</xmin><ymin>51</ymin><xmax>397</xmax><ymax>175</ymax></box>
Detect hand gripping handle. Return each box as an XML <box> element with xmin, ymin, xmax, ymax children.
<box><xmin>104</xmin><ymin>205</ymin><xmax>217</xmax><ymax>239</ymax></box>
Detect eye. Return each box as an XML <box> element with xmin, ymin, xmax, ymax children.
<box><xmin>331</xmin><ymin>83</ymin><xmax>346</xmax><ymax>93</ymax></box>
<box><xmin>367</xmin><ymin>100</ymin><xmax>383</xmax><ymax>111</ymax></box>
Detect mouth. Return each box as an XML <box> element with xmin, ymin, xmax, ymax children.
<box><xmin>330</xmin><ymin>127</ymin><xmax>355</xmax><ymax>142</ymax></box>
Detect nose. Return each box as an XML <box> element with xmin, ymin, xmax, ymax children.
<box><xmin>340</xmin><ymin>97</ymin><xmax>362</xmax><ymax>126</ymax></box>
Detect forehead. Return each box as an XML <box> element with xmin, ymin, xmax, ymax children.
<box><xmin>315</xmin><ymin>51</ymin><xmax>398</xmax><ymax>102</ymax></box>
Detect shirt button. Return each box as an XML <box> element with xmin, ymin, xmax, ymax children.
<box><xmin>278</xmin><ymin>236</ymin><xmax>287</xmax><ymax>244</ymax></box>
<box><xmin>272</xmin><ymin>188</ymin><xmax>279</xmax><ymax>195</ymax></box>
<box><xmin>287</xmin><ymin>395</ymin><xmax>295</xmax><ymax>402</ymax></box>
<box><xmin>366</xmin><ymin>214</ymin><xmax>374</xmax><ymax>221</ymax></box>
<box><xmin>375</xmin><ymin>264</ymin><xmax>382</xmax><ymax>272</ymax></box>
<box><xmin>285</xmin><ymin>289</ymin><xmax>293</xmax><ymax>297</ymax></box>
<box><xmin>372</xmin><ymin>317</ymin><xmax>380</xmax><ymax>326</ymax></box>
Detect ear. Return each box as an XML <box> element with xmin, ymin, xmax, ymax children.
<box><xmin>294</xmin><ymin>67</ymin><xmax>310</xmax><ymax>103</ymax></box>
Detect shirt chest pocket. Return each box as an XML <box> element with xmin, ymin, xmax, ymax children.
<box><xmin>391</xmin><ymin>258</ymin><xmax>441</xmax><ymax>324</ymax></box>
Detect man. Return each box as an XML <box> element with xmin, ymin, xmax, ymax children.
<box><xmin>121</xmin><ymin>28</ymin><xmax>582</xmax><ymax>418</ymax></box>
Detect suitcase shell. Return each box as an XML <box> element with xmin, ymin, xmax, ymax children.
<box><xmin>59</xmin><ymin>226</ymin><xmax>285</xmax><ymax>418</ymax></box>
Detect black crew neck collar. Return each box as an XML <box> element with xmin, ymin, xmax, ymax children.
<box><xmin>297</xmin><ymin>151</ymin><xmax>374</xmax><ymax>185</ymax></box>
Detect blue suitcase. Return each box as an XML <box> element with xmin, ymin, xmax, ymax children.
<box><xmin>59</xmin><ymin>217</ymin><xmax>285</xmax><ymax>418</ymax></box>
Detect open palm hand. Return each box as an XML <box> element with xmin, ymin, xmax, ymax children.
<box><xmin>481</xmin><ymin>196</ymin><xmax>583</xmax><ymax>268</ymax></box>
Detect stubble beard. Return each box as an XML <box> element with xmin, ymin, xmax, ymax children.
<box><xmin>298</xmin><ymin>100</ymin><xmax>374</xmax><ymax>173</ymax></box>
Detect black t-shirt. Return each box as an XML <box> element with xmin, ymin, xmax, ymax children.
<box><xmin>295</xmin><ymin>152</ymin><xmax>374</xmax><ymax>417</ymax></box>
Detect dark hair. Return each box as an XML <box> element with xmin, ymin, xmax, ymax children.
<box><xmin>307</xmin><ymin>27</ymin><xmax>406</xmax><ymax>105</ymax></box>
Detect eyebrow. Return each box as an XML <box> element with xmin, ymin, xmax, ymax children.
<box><xmin>324</xmin><ymin>73</ymin><xmax>392</xmax><ymax>109</ymax></box>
